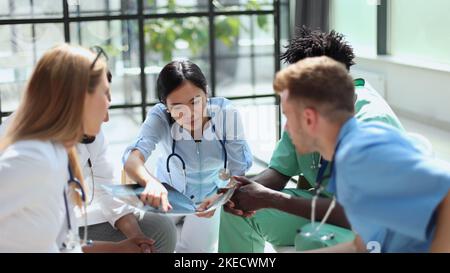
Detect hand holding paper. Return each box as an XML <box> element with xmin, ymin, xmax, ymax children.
<box><xmin>196</xmin><ymin>193</ymin><xmax>224</xmax><ymax>218</ymax></box>
<box><xmin>140</xmin><ymin>180</ymin><xmax>172</xmax><ymax>212</ymax></box>
<box><xmin>101</xmin><ymin>182</ymin><xmax>237</xmax><ymax>216</ymax></box>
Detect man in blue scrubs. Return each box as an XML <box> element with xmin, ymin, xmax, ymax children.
<box><xmin>273</xmin><ymin>56</ymin><xmax>450</xmax><ymax>252</ymax></box>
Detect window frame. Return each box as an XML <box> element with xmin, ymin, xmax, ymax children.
<box><xmin>0</xmin><ymin>0</ymin><xmax>284</xmax><ymax>142</ymax></box>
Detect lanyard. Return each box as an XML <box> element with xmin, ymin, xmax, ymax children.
<box><xmin>311</xmin><ymin>159</ymin><xmax>335</xmax><ymax>231</ymax></box>
<box><xmin>310</xmin><ymin>132</ymin><xmax>346</xmax><ymax>230</ymax></box>
<box><xmin>314</xmin><ymin>158</ymin><xmax>330</xmax><ymax>192</ymax></box>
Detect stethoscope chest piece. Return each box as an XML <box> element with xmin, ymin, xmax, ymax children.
<box><xmin>218</xmin><ymin>168</ymin><xmax>231</xmax><ymax>181</ymax></box>
<box><xmin>167</xmin><ymin>121</ymin><xmax>229</xmax><ymax>185</ymax></box>
<box><xmin>63</xmin><ymin>230</ymin><xmax>79</xmax><ymax>250</ymax></box>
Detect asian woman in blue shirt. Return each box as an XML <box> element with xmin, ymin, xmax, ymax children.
<box><xmin>123</xmin><ymin>60</ymin><xmax>253</xmax><ymax>252</ymax></box>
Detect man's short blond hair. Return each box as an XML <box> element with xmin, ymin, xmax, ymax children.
<box><xmin>274</xmin><ymin>56</ymin><xmax>355</xmax><ymax>121</ymax></box>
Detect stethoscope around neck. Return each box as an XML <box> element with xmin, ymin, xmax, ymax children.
<box><xmin>308</xmin><ymin>139</ymin><xmax>343</xmax><ymax>236</ymax></box>
<box><xmin>62</xmin><ymin>164</ymin><xmax>88</xmax><ymax>250</ymax></box>
<box><xmin>166</xmin><ymin>120</ymin><xmax>231</xmax><ymax>195</ymax></box>
<box><xmin>309</xmin><ymin>159</ymin><xmax>336</xmax><ymax>234</ymax></box>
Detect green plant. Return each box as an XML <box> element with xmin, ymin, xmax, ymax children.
<box><xmin>144</xmin><ymin>0</ymin><xmax>270</xmax><ymax>63</ymax></box>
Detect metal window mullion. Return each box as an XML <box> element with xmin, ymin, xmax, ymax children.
<box><xmin>377</xmin><ymin>0</ymin><xmax>388</xmax><ymax>55</ymax></box>
<box><xmin>208</xmin><ymin>1</ymin><xmax>216</xmax><ymax>97</ymax></box>
<box><xmin>274</xmin><ymin>0</ymin><xmax>281</xmax><ymax>140</ymax></box>
<box><xmin>30</xmin><ymin>0</ymin><xmax>37</xmax><ymax>64</ymax></box>
<box><xmin>250</xmin><ymin>15</ymin><xmax>256</xmax><ymax>94</ymax></box>
<box><xmin>76</xmin><ymin>3</ymin><xmax>82</xmax><ymax>43</ymax></box>
<box><xmin>105</xmin><ymin>0</ymin><xmax>112</xmax><ymax>46</ymax></box>
<box><xmin>63</xmin><ymin>0</ymin><xmax>70</xmax><ymax>42</ymax></box>
<box><xmin>138</xmin><ymin>0</ymin><xmax>147</xmax><ymax>122</ymax></box>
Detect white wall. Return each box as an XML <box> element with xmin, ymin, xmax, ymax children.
<box><xmin>353</xmin><ymin>56</ymin><xmax>450</xmax><ymax>131</ymax></box>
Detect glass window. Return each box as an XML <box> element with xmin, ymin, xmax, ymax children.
<box><xmin>214</xmin><ymin>0</ymin><xmax>273</xmax><ymax>12</ymax></box>
<box><xmin>232</xmin><ymin>97</ymin><xmax>278</xmax><ymax>171</ymax></box>
<box><xmin>70</xmin><ymin>20</ymin><xmax>141</xmax><ymax>106</ymax></box>
<box><xmin>279</xmin><ymin>0</ymin><xmax>290</xmax><ymax>41</ymax></box>
<box><xmin>0</xmin><ymin>0</ymin><xmax>281</xmax><ymax>137</ymax></box>
<box><xmin>102</xmin><ymin>108</ymin><xmax>142</xmax><ymax>180</ymax></box>
<box><xmin>144</xmin><ymin>0</ymin><xmax>208</xmax><ymax>14</ymax></box>
<box><xmin>68</xmin><ymin>0</ymin><xmax>137</xmax><ymax>17</ymax></box>
<box><xmin>215</xmin><ymin>15</ymin><xmax>274</xmax><ymax>97</ymax></box>
<box><xmin>390</xmin><ymin>0</ymin><xmax>450</xmax><ymax>65</ymax></box>
<box><xmin>144</xmin><ymin>16</ymin><xmax>210</xmax><ymax>103</ymax></box>
<box><xmin>0</xmin><ymin>0</ymin><xmax>62</xmax><ymax>19</ymax></box>
<box><xmin>329</xmin><ymin>0</ymin><xmax>377</xmax><ymax>56</ymax></box>
<box><xmin>0</xmin><ymin>23</ymin><xmax>65</xmax><ymax>113</ymax></box>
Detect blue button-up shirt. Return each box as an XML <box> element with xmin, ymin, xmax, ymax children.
<box><xmin>328</xmin><ymin>117</ymin><xmax>450</xmax><ymax>252</ymax></box>
<box><xmin>123</xmin><ymin>97</ymin><xmax>253</xmax><ymax>204</ymax></box>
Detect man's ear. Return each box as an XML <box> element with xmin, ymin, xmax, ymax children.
<box><xmin>103</xmin><ymin>111</ymin><xmax>110</xmax><ymax>122</ymax></box>
<box><xmin>303</xmin><ymin>107</ymin><xmax>318</xmax><ymax>134</ymax></box>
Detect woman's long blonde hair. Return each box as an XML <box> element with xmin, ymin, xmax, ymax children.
<box><xmin>0</xmin><ymin>43</ymin><xmax>107</xmax><ymax>207</ymax></box>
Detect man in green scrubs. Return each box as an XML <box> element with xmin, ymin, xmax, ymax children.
<box><xmin>218</xmin><ymin>27</ymin><xmax>404</xmax><ymax>253</ymax></box>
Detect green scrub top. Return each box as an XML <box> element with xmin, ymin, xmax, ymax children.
<box><xmin>268</xmin><ymin>79</ymin><xmax>404</xmax><ymax>194</ymax></box>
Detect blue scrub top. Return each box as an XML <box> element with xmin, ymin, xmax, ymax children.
<box><xmin>123</xmin><ymin>97</ymin><xmax>253</xmax><ymax>204</ymax></box>
<box><xmin>328</xmin><ymin>117</ymin><xmax>450</xmax><ymax>252</ymax></box>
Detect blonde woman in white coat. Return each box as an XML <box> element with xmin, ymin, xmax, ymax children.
<box><xmin>0</xmin><ymin>44</ymin><xmax>155</xmax><ymax>253</ymax></box>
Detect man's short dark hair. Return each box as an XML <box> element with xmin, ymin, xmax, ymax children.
<box><xmin>280</xmin><ymin>26</ymin><xmax>355</xmax><ymax>70</ymax></box>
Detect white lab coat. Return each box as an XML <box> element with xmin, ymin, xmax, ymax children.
<box><xmin>0</xmin><ymin>119</ymin><xmax>136</xmax><ymax>252</ymax></box>
<box><xmin>0</xmin><ymin>140</ymin><xmax>68</xmax><ymax>252</ymax></box>
<box><xmin>0</xmin><ymin>118</ymin><xmax>137</xmax><ymax>229</ymax></box>
<box><xmin>75</xmin><ymin>129</ymin><xmax>137</xmax><ymax>228</ymax></box>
